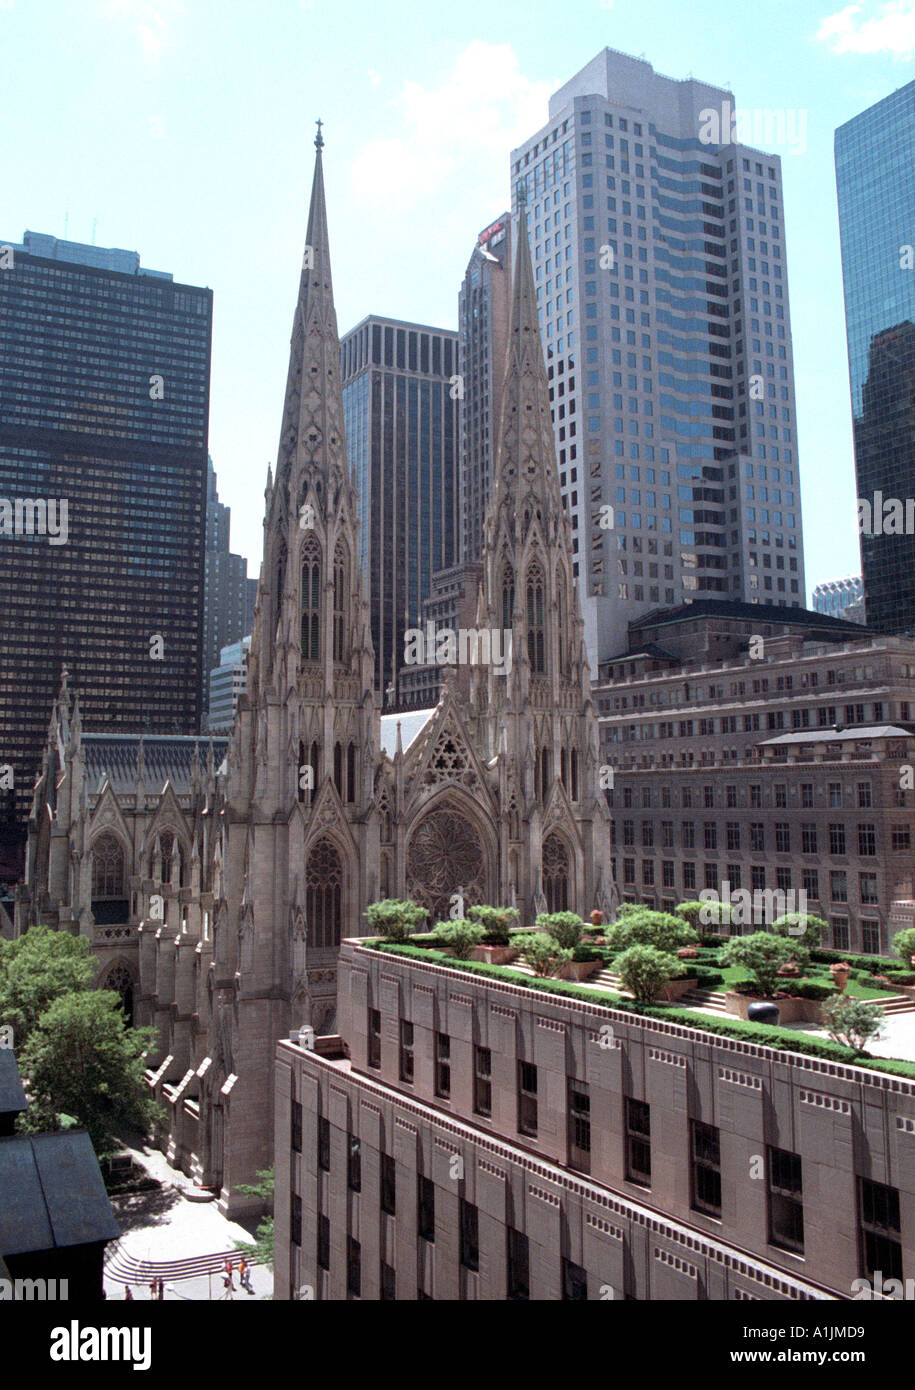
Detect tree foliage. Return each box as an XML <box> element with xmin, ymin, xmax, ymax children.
<box><xmin>0</xmin><ymin>923</ymin><xmax>95</xmax><ymax>1047</ymax></box>
<box><xmin>607</xmin><ymin>909</ymin><xmax>698</xmax><ymax>956</ymax></box>
<box><xmin>515</xmin><ymin>932</ymin><xmax>571</xmax><ymax>977</ymax></box>
<box><xmin>891</xmin><ymin>927</ymin><xmax>915</xmax><ymax>967</ymax></box>
<box><xmin>234</xmin><ymin>1167</ymin><xmax>275</xmax><ymax>1270</ymax></box>
<box><xmin>614</xmin><ymin>944</ymin><xmax>683</xmax><ymax>1003</ymax></box>
<box><xmin>364</xmin><ymin>899</ymin><xmax>429</xmax><ymax>943</ymax></box>
<box><xmin>821</xmin><ymin>996</ymin><xmax>884</xmax><ymax>1054</ymax></box>
<box><xmin>719</xmin><ymin>933</ymin><xmax>807</xmax><ymax>997</ymax></box>
<box><xmin>534</xmin><ymin>911</ymin><xmax>585</xmax><ymax>951</ymax></box>
<box><xmin>431</xmin><ymin>919</ymin><xmax>485</xmax><ymax>959</ymax></box>
<box><xmin>771</xmin><ymin>913</ymin><xmax>827</xmax><ymax>949</ymax></box>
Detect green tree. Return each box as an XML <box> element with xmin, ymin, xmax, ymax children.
<box><xmin>234</xmin><ymin>1167</ymin><xmax>275</xmax><ymax>1271</ymax></box>
<box><xmin>719</xmin><ymin>933</ymin><xmax>807</xmax><ymax>998</ymax></box>
<box><xmin>0</xmin><ymin>923</ymin><xmax>95</xmax><ymax>1047</ymax></box>
<box><xmin>607</xmin><ymin>909</ymin><xmax>698</xmax><ymax>956</ymax></box>
<box><xmin>18</xmin><ymin>990</ymin><xmax>159</xmax><ymax>1158</ymax></box>
<box><xmin>466</xmin><ymin>905</ymin><xmax>519</xmax><ymax>944</ymax></box>
<box><xmin>771</xmin><ymin>913</ymin><xmax>827</xmax><ymax>949</ymax></box>
<box><xmin>891</xmin><ymin>927</ymin><xmax>915</xmax><ymax>968</ymax></box>
<box><xmin>515</xmin><ymin>932</ymin><xmax>571</xmax><ymax>977</ymax></box>
<box><xmin>364</xmin><ymin>899</ymin><xmax>429</xmax><ymax>943</ymax></box>
<box><xmin>431</xmin><ymin>919</ymin><xmax>485</xmax><ymax>959</ymax></box>
<box><xmin>534</xmin><ymin>911</ymin><xmax>585</xmax><ymax>951</ymax></box>
<box><xmin>614</xmin><ymin>944</ymin><xmax>683</xmax><ymax>1003</ymax></box>
<box><xmin>821</xmin><ymin>996</ymin><xmax>884</xmax><ymax>1055</ymax></box>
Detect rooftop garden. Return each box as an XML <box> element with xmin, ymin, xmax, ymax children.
<box><xmin>359</xmin><ymin>900</ymin><xmax>915</xmax><ymax>1082</ymax></box>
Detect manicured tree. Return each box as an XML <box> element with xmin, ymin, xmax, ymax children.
<box><xmin>534</xmin><ymin>911</ymin><xmax>585</xmax><ymax>952</ymax></box>
<box><xmin>0</xmin><ymin>922</ymin><xmax>96</xmax><ymax>1048</ymax></box>
<box><xmin>771</xmin><ymin>913</ymin><xmax>827</xmax><ymax>950</ymax></box>
<box><xmin>891</xmin><ymin>927</ymin><xmax>915</xmax><ymax>968</ymax></box>
<box><xmin>697</xmin><ymin>899</ymin><xmax>733</xmax><ymax>931</ymax></box>
<box><xmin>674</xmin><ymin>902</ymin><xmax>706</xmax><ymax>933</ymax></box>
<box><xmin>515</xmin><ymin>932</ymin><xmax>572</xmax><ymax>977</ymax></box>
<box><xmin>606</xmin><ymin>909</ymin><xmax>698</xmax><ymax>956</ymax></box>
<box><xmin>614</xmin><ymin>945</ymin><xmax>683</xmax><ymax>1004</ymax></box>
<box><xmin>821</xmin><ymin>996</ymin><xmax>884</xmax><ymax>1055</ymax></box>
<box><xmin>18</xmin><ymin>990</ymin><xmax>159</xmax><ymax>1159</ymax></box>
<box><xmin>467</xmin><ymin>905</ymin><xmax>520</xmax><ymax>945</ymax></box>
<box><xmin>364</xmin><ymin>899</ymin><xmax>429</xmax><ymax>943</ymax></box>
<box><xmin>719</xmin><ymin>932</ymin><xmax>806</xmax><ymax>997</ymax></box>
<box><xmin>431</xmin><ymin>919</ymin><xmax>486</xmax><ymax>959</ymax></box>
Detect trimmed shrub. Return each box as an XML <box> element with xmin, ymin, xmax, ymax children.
<box><xmin>614</xmin><ymin>944</ymin><xmax>683</xmax><ymax>1003</ymax></box>
<box><xmin>822</xmin><ymin>996</ymin><xmax>884</xmax><ymax>1054</ymax></box>
<box><xmin>720</xmin><ymin>933</ymin><xmax>808</xmax><ymax>998</ymax></box>
<box><xmin>606</xmin><ymin>909</ymin><xmax>699</xmax><ymax>957</ymax></box>
<box><xmin>364</xmin><ymin>898</ymin><xmax>429</xmax><ymax>943</ymax></box>
<box><xmin>771</xmin><ymin>913</ymin><xmax>827</xmax><ymax>949</ymax></box>
<box><xmin>467</xmin><ymin>905</ymin><xmax>520</xmax><ymax>946</ymax></box>
<box><xmin>515</xmin><ymin>932</ymin><xmax>571</xmax><ymax>977</ymax></box>
<box><xmin>430</xmin><ymin>919</ymin><xmax>486</xmax><ymax>959</ymax></box>
<box><xmin>891</xmin><ymin>928</ymin><xmax>915</xmax><ymax>968</ymax></box>
<box><xmin>534</xmin><ymin>911</ymin><xmax>585</xmax><ymax>952</ymax></box>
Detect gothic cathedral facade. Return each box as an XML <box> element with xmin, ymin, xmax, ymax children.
<box><xmin>18</xmin><ymin>134</ymin><xmax>616</xmax><ymax>1212</ymax></box>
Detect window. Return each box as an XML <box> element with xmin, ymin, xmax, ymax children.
<box><xmin>368</xmin><ymin>1008</ymin><xmax>381</xmax><ymax>1069</ymax></box>
<box><xmin>857</xmin><ymin>782</ymin><xmax>872</xmax><ymax>809</ymax></box>
<box><xmin>526</xmin><ymin>562</ymin><xmax>546</xmax><ymax>671</ymax></box>
<box><xmin>435</xmin><ymin>1032</ymin><xmax>451</xmax><ymax>1098</ymax></box>
<box><xmin>775</xmin><ymin>823</ymin><xmax>790</xmax><ymax>853</ymax></box>
<box><xmin>562</xmin><ymin>1258</ymin><xmax>588</xmax><ymax>1300</ymax></box>
<box><xmin>380</xmin><ymin>1262</ymin><xmax>396</xmax><ymax>1300</ymax></box>
<box><xmin>862</xmin><ymin>921</ymin><xmax>881</xmax><ymax>956</ymax></box>
<box><xmin>860</xmin><ymin>873</ymin><xmax>879</xmax><ymax>905</ymax></box>
<box><xmin>802</xmin><ymin>868</ymin><xmax>819</xmax><ymax>899</ymax></box>
<box><xmin>858</xmin><ymin>825</ymin><xmax>877</xmax><ymax>857</ymax></box>
<box><xmin>507</xmin><ymin>1227</ymin><xmax>530</xmax><ymax>1300</ymax></box>
<box><xmin>418</xmin><ymin>1176</ymin><xmax>435</xmax><ymax>1242</ymax></box>
<box><xmin>691</xmin><ymin>1121</ymin><xmax>722</xmax><ymax>1217</ymax></box>
<box><xmin>347</xmin><ymin>1237</ymin><xmax>361</xmax><ymax>1297</ymax></box>
<box><xmin>828</xmin><ymin>782</ymin><xmax>842</xmax><ymax>808</ymax></box>
<box><xmin>300</xmin><ymin>534</ymin><xmax>321</xmax><ymax>661</ymax></box>
<box><xmin>625</xmin><ymin>1098</ymin><xmax>651</xmax><ymax>1186</ymax></box>
<box><xmin>801</xmin><ymin>824</ymin><xmax>817</xmax><ymax>855</ymax></box>
<box><xmin>892</xmin><ymin>825</ymin><xmax>912</xmax><ymax>851</ymax></box>
<box><xmin>768</xmin><ymin>1147</ymin><xmax>804</xmax><ymax>1253</ymax></box>
<box><xmin>832</xmin><ymin>917</ymin><xmax>850</xmax><ymax>951</ymax></box>
<box><xmin>474</xmin><ymin>1046</ymin><xmax>492</xmax><ymax>1116</ymax></box>
<box><xmin>750</xmin><ymin>823</ymin><xmax>765</xmax><ymax>852</ymax></box>
<box><xmin>460</xmin><ymin>1199</ymin><xmax>480</xmax><ymax>1271</ymax></box>
<box><xmin>318</xmin><ymin>1116</ymin><xmax>330</xmax><ymax>1171</ymax></box>
<box><xmin>518</xmin><ymin>1061</ymin><xmax>538</xmax><ymax>1137</ymax></box>
<box><xmin>704</xmin><ymin>822</ymin><xmax>717</xmax><ymax>851</ymax></box>
<box><xmin>859</xmin><ymin>1179</ymin><xmax>903</xmax><ymax>1282</ymax></box>
<box><xmin>317</xmin><ymin>1212</ymin><xmax>330</xmax><ymax>1270</ymax></box>
<box><xmin>399</xmin><ymin>1019</ymin><xmax>414</xmax><ymax>1083</ymax></box>
<box><xmin>568</xmin><ymin>1083</ymin><xmax>591</xmax><ymax>1172</ymax></box>
<box><xmin>291</xmin><ymin>1101</ymin><xmax>302</xmax><ymax>1155</ymax></box>
<box><xmin>381</xmin><ymin>1153</ymin><xmax>396</xmax><ymax>1215</ymax></box>
<box><xmin>291</xmin><ymin>1193</ymin><xmax>302</xmax><ymax>1247</ymax></box>
<box><xmin>829</xmin><ymin>824</ymin><xmax>846</xmax><ymax>856</ymax></box>
<box><xmin>347</xmin><ymin>1135</ymin><xmax>361</xmax><ymax>1192</ymax></box>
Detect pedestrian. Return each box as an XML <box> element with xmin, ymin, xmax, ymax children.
<box><xmin>149</xmin><ymin>1279</ymin><xmax>157</xmax><ymax>1300</ymax></box>
<box><xmin>239</xmin><ymin>1257</ymin><xmax>253</xmax><ymax>1293</ymax></box>
<box><xmin>223</xmin><ymin>1258</ymin><xmax>235</xmax><ymax>1294</ymax></box>
<box><xmin>157</xmin><ymin>1277</ymin><xmax>165</xmax><ymax>1301</ymax></box>
<box><xmin>124</xmin><ymin>1285</ymin><xmax>133</xmax><ymax>1301</ymax></box>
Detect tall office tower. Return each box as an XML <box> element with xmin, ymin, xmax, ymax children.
<box><xmin>511</xmin><ymin>49</ymin><xmax>805</xmax><ymax>668</ymax></box>
<box><xmin>458</xmin><ymin>214</ymin><xmax>512</xmax><ymax>563</ymax></box>
<box><xmin>0</xmin><ymin>231</ymin><xmax>211</xmax><ymax>879</ymax></box>
<box><xmin>340</xmin><ymin>316</ymin><xmax>459</xmax><ymax>703</ymax></box>
<box><xmin>812</xmin><ymin>574</ymin><xmax>864</xmax><ymax>622</ymax></box>
<box><xmin>202</xmin><ymin>458</ymin><xmax>250</xmax><ymax>720</ymax></box>
<box><xmin>836</xmin><ymin>83</ymin><xmax>915</xmax><ymax>635</ymax></box>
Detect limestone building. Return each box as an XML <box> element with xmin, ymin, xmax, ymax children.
<box><xmin>18</xmin><ymin>131</ymin><xmax>615</xmax><ymax>1213</ymax></box>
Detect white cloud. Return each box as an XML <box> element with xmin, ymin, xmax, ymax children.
<box><xmin>349</xmin><ymin>42</ymin><xmax>555</xmax><ymax>211</ymax></box>
<box><xmin>817</xmin><ymin>1</ymin><xmax>915</xmax><ymax>57</ymax></box>
<box><xmin>102</xmin><ymin>0</ymin><xmax>183</xmax><ymax>63</ymax></box>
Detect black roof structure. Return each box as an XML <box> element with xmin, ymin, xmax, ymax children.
<box><xmin>0</xmin><ymin>1130</ymin><xmax>120</xmax><ymax>1256</ymax></box>
<box><xmin>0</xmin><ymin>1049</ymin><xmax>27</xmax><ymax>1120</ymax></box>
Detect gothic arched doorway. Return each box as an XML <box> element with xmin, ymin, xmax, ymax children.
<box><xmin>406</xmin><ymin>806</ymin><xmax>487</xmax><ymax>924</ymax></box>
<box><xmin>543</xmin><ymin>833</ymin><xmax>571</xmax><ymax>913</ymax></box>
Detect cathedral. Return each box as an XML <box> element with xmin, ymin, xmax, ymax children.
<box><xmin>17</xmin><ymin>130</ymin><xmax>616</xmax><ymax>1213</ymax></box>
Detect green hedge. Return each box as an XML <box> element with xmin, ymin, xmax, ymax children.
<box><xmin>365</xmin><ymin>941</ymin><xmax>915</xmax><ymax>1080</ymax></box>
<box><xmin>811</xmin><ymin>947</ymin><xmax>899</xmax><ymax>974</ymax></box>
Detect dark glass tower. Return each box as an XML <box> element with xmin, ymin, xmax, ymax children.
<box><xmin>836</xmin><ymin>83</ymin><xmax>915</xmax><ymax>633</ymax></box>
<box><xmin>340</xmin><ymin>316</ymin><xmax>459</xmax><ymax>703</ymax></box>
<box><xmin>0</xmin><ymin>232</ymin><xmax>211</xmax><ymax>877</ymax></box>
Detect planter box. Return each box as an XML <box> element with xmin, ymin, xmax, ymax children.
<box><xmin>724</xmin><ymin>991</ymin><xmax>823</xmax><ymax>1025</ymax></box>
<box><xmin>470</xmin><ymin>945</ymin><xmax>519</xmax><ymax>966</ymax></box>
<box><xmin>557</xmin><ymin>958</ymin><xmax>603</xmax><ymax>982</ymax></box>
<box><xmin>660</xmin><ymin>976</ymin><xmax>698</xmax><ymax>1002</ymax></box>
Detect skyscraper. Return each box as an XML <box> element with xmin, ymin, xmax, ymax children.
<box><xmin>458</xmin><ymin>214</ymin><xmax>512</xmax><ymax>563</ymax></box>
<box><xmin>340</xmin><ymin>316</ymin><xmax>459</xmax><ymax>702</ymax></box>
<box><xmin>836</xmin><ymin>83</ymin><xmax>915</xmax><ymax>634</ymax></box>
<box><xmin>202</xmin><ymin>459</ymin><xmax>251</xmax><ymax>721</ymax></box>
<box><xmin>0</xmin><ymin>231</ymin><xmax>211</xmax><ymax>878</ymax></box>
<box><xmin>512</xmin><ymin>48</ymin><xmax>805</xmax><ymax>667</ymax></box>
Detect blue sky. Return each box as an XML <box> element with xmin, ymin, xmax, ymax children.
<box><xmin>3</xmin><ymin>0</ymin><xmax>915</xmax><ymax>600</ymax></box>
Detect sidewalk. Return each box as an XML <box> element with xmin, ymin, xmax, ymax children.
<box><xmin>104</xmin><ymin>1142</ymin><xmax>274</xmax><ymax>1301</ymax></box>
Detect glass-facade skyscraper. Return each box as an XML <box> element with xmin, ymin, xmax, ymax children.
<box><xmin>836</xmin><ymin>82</ymin><xmax>915</xmax><ymax>634</ymax></box>
<box><xmin>0</xmin><ymin>231</ymin><xmax>211</xmax><ymax>878</ymax></box>
<box><xmin>512</xmin><ymin>49</ymin><xmax>806</xmax><ymax>667</ymax></box>
<box><xmin>340</xmin><ymin>316</ymin><xmax>458</xmax><ymax>704</ymax></box>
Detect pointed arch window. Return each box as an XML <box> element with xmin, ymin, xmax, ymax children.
<box><xmin>539</xmin><ymin>747</ymin><xmax>551</xmax><ymax>803</ymax></box>
<box><xmin>557</xmin><ymin>573</ymin><xmax>568</xmax><ymax>676</ymax></box>
<box><xmin>333</xmin><ymin>742</ymin><xmax>343</xmax><ymax>797</ymax></box>
<box><xmin>275</xmin><ymin>540</ymin><xmax>287</xmax><ymax>631</ymax></box>
<box><xmin>333</xmin><ymin>542</ymin><xmax>347</xmax><ymax>663</ymax></box>
<box><xmin>543</xmin><ymin>834</ymin><xmax>570</xmax><ymax>913</ymax></box>
<box><xmin>346</xmin><ymin>742</ymin><xmax>357</xmax><ymax>804</ymax></box>
<box><xmin>306</xmin><ymin>839</ymin><xmax>343</xmax><ymax>950</ymax></box>
<box><xmin>301</xmin><ymin>535</ymin><xmax>321</xmax><ymax>662</ymax></box>
<box><xmin>571</xmin><ymin>748</ymin><xmax>580</xmax><ymax>802</ymax></box>
<box><xmin>526</xmin><ymin>562</ymin><xmax>545</xmax><ymax>672</ymax></box>
<box><xmin>92</xmin><ymin>833</ymin><xmax>125</xmax><ymax>898</ymax></box>
<box><xmin>501</xmin><ymin>564</ymin><xmax>515</xmax><ymax>631</ymax></box>
<box><xmin>310</xmin><ymin>740</ymin><xmax>321</xmax><ymax>792</ymax></box>
<box><xmin>560</xmin><ymin>747</ymin><xmax>569</xmax><ymax>790</ymax></box>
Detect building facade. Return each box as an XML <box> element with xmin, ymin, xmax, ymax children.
<box><xmin>202</xmin><ymin>460</ymin><xmax>251</xmax><ymax>720</ymax></box>
<box><xmin>512</xmin><ymin>48</ymin><xmax>805</xmax><ymax>667</ymax></box>
<box><xmin>340</xmin><ymin>315</ymin><xmax>460</xmax><ymax>703</ymax></box>
<box><xmin>595</xmin><ymin>604</ymin><xmax>915</xmax><ymax>955</ymax></box>
<box><xmin>0</xmin><ymin>230</ymin><xmax>211</xmax><ymax>881</ymax></box>
<box><xmin>836</xmin><ymin>82</ymin><xmax>915</xmax><ymax>636</ymax></box>
<box><xmin>274</xmin><ymin>937</ymin><xmax>915</xmax><ymax>1299</ymax></box>
<box><xmin>813</xmin><ymin>575</ymin><xmax>865</xmax><ymax>623</ymax></box>
<box><xmin>19</xmin><ymin>134</ymin><xmax>615</xmax><ymax>1212</ymax></box>
<box><xmin>207</xmin><ymin>636</ymin><xmax>251</xmax><ymax>733</ymax></box>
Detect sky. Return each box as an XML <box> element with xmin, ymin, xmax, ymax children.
<box><xmin>2</xmin><ymin>0</ymin><xmax>915</xmax><ymax>601</ymax></box>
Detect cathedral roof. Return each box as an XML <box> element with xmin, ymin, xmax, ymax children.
<box><xmin>81</xmin><ymin>735</ymin><xmax>227</xmax><ymax>797</ymax></box>
<box><xmin>379</xmin><ymin>709</ymin><xmax>435</xmax><ymax>760</ymax></box>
